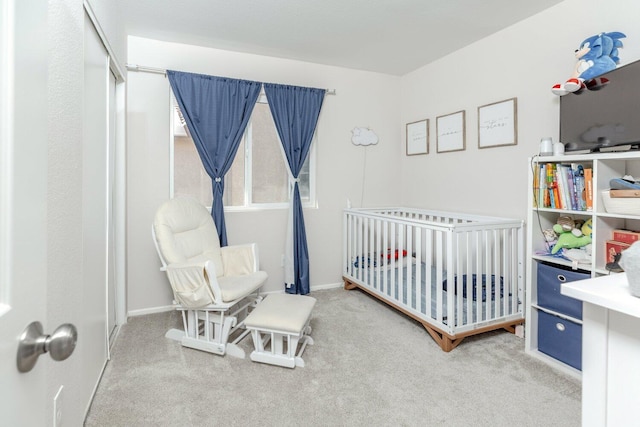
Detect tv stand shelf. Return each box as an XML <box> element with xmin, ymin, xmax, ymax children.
<box><xmin>526</xmin><ymin>151</ymin><xmax>640</xmax><ymax>376</ymax></box>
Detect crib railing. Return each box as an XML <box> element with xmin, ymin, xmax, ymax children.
<box><xmin>343</xmin><ymin>207</ymin><xmax>525</xmax><ymax>336</ymax></box>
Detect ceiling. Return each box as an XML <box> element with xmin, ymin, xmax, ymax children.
<box><xmin>117</xmin><ymin>0</ymin><xmax>563</xmax><ymax>76</ymax></box>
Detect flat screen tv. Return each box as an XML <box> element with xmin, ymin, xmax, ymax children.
<box><xmin>560</xmin><ymin>58</ymin><xmax>640</xmax><ymax>152</ymax></box>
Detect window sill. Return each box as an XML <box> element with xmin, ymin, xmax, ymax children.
<box><xmin>221</xmin><ymin>201</ymin><xmax>318</xmax><ymax>213</ymax></box>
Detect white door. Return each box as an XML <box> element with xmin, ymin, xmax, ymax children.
<box><xmin>0</xmin><ymin>0</ymin><xmax>49</xmax><ymax>424</ymax></box>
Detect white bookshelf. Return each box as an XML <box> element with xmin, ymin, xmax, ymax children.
<box><xmin>525</xmin><ymin>151</ymin><xmax>640</xmax><ymax>376</ymax></box>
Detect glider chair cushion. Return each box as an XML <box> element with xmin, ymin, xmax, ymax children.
<box><xmin>218</xmin><ymin>273</ymin><xmax>267</xmax><ymax>302</ymax></box>
<box><xmin>153</xmin><ymin>196</ymin><xmax>224</xmax><ymax>276</ymax></box>
<box><xmin>152</xmin><ymin>196</ymin><xmax>268</xmax><ymax>357</ymax></box>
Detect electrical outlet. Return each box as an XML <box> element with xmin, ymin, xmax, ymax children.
<box><xmin>53</xmin><ymin>386</ymin><xmax>64</xmax><ymax>427</ymax></box>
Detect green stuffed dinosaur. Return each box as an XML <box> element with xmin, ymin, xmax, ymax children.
<box><xmin>551</xmin><ymin>219</ymin><xmax>592</xmax><ymax>254</ymax></box>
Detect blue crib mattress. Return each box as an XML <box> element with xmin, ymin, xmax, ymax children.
<box><xmin>442</xmin><ymin>274</ymin><xmax>504</xmax><ymax>302</ymax></box>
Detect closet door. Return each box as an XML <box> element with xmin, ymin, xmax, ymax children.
<box><xmin>107</xmin><ymin>69</ymin><xmax>117</xmax><ymax>346</ymax></box>
<box><xmin>82</xmin><ymin>11</ymin><xmax>109</xmax><ymax>384</ymax></box>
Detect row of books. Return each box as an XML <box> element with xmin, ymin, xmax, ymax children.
<box><xmin>533</xmin><ymin>163</ymin><xmax>593</xmax><ymax>211</ymax></box>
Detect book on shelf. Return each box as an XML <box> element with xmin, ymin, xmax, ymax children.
<box><xmin>584</xmin><ymin>167</ymin><xmax>593</xmax><ymax>210</ymax></box>
<box><xmin>555</xmin><ymin>164</ymin><xmax>568</xmax><ymax>210</ymax></box>
<box><xmin>533</xmin><ymin>165</ymin><xmax>539</xmax><ymax>207</ymax></box>
<box><xmin>613</xmin><ymin>229</ymin><xmax>640</xmax><ymax>244</ymax></box>
<box><xmin>562</xmin><ymin>165</ymin><xmax>574</xmax><ymax>209</ymax></box>
<box><xmin>537</xmin><ymin>162</ymin><xmax>552</xmax><ymax>209</ymax></box>
<box><xmin>564</xmin><ymin>163</ymin><xmax>585</xmax><ymax>211</ymax></box>
<box><xmin>553</xmin><ymin>186</ymin><xmax>561</xmax><ymax>210</ymax></box>
<box><xmin>534</xmin><ymin>162</ymin><xmax>591</xmax><ymax>211</ymax></box>
<box><xmin>573</xmin><ymin>164</ymin><xmax>586</xmax><ymax>210</ymax></box>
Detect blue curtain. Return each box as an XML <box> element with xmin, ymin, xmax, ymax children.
<box><xmin>264</xmin><ymin>83</ymin><xmax>325</xmax><ymax>295</ymax></box>
<box><xmin>167</xmin><ymin>70</ymin><xmax>261</xmax><ymax>246</ymax></box>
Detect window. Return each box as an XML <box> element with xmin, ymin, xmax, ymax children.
<box><xmin>171</xmin><ymin>96</ymin><xmax>315</xmax><ymax>210</ymax></box>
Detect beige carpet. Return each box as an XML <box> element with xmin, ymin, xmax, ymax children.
<box><xmin>85</xmin><ymin>288</ymin><xmax>581</xmax><ymax>426</ymax></box>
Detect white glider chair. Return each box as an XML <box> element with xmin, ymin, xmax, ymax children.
<box><xmin>152</xmin><ymin>196</ymin><xmax>268</xmax><ymax>358</ymax></box>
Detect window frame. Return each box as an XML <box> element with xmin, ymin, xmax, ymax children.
<box><xmin>169</xmin><ymin>95</ymin><xmax>317</xmax><ymax>211</ymax></box>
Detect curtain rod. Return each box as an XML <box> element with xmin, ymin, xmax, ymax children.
<box><xmin>126</xmin><ymin>63</ymin><xmax>337</xmax><ymax>95</ymax></box>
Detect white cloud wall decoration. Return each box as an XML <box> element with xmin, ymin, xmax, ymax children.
<box><xmin>351</xmin><ymin>127</ymin><xmax>379</xmax><ymax>146</ymax></box>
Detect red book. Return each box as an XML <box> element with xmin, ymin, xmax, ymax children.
<box><xmin>612</xmin><ymin>229</ymin><xmax>640</xmax><ymax>245</ymax></box>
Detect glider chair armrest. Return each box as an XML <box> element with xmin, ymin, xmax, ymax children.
<box><xmin>165</xmin><ymin>261</ymin><xmax>224</xmax><ymax>308</ymax></box>
<box><xmin>221</xmin><ymin>243</ymin><xmax>260</xmax><ymax>275</ymax></box>
<box><xmin>202</xmin><ymin>261</ymin><xmax>224</xmax><ymax>303</ymax></box>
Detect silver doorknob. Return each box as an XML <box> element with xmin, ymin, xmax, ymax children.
<box><xmin>17</xmin><ymin>321</ymin><xmax>78</xmax><ymax>373</ymax></box>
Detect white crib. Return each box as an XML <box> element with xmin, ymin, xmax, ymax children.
<box><xmin>343</xmin><ymin>207</ymin><xmax>525</xmax><ymax>351</ymax></box>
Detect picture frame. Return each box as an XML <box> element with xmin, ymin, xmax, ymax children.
<box><xmin>406</xmin><ymin>119</ymin><xmax>429</xmax><ymax>155</ymax></box>
<box><xmin>478</xmin><ymin>97</ymin><xmax>517</xmax><ymax>149</ymax></box>
<box><xmin>436</xmin><ymin>110</ymin><xmax>465</xmax><ymax>153</ymax></box>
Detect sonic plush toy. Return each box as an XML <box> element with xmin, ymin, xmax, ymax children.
<box><xmin>552</xmin><ymin>32</ymin><xmax>626</xmax><ymax>96</ymax></box>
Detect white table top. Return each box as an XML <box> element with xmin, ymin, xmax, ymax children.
<box><xmin>561</xmin><ymin>273</ymin><xmax>640</xmax><ymax>318</ymax></box>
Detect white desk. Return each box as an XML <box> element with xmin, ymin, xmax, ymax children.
<box><xmin>562</xmin><ymin>273</ymin><xmax>640</xmax><ymax>427</ymax></box>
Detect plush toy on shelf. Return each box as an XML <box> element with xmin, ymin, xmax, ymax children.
<box><xmin>551</xmin><ymin>217</ymin><xmax>593</xmax><ymax>255</ymax></box>
<box><xmin>551</xmin><ymin>32</ymin><xmax>626</xmax><ymax>96</ymax></box>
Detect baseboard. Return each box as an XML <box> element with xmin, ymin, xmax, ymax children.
<box><xmin>128</xmin><ymin>282</ymin><xmax>344</xmax><ymax>317</ymax></box>
<box><xmin>127</xmin><ymin>305</ymin><xmax>175</xmax><ymax>317</ymax></box>
<box><xmin>310</xmin><ymin>282</ymin><xmax>343</xmax><ymax>291</ymax></box>
<box><xmin>84</xmin><ymin>356</ymin><xmax>109</xmax><ymax>424</ymax></box>
<box><xmin>263</xmin><ymin>282</ymin><xmax>343</xmax><ymax>294</ymax></box>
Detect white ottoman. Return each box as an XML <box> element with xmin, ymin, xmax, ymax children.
<box><xmin>244</xmin><ymin>293</ymin><xmax>316</xmax><ymax>368</ymax></box>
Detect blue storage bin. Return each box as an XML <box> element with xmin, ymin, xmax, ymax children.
<box><xmin>538</xmin><ymin>310</ymin><xmax>582</xmax><ymax>370</ymax></box>
<box><xmin>536</xmin><ymin>262</ymin><xmax>587</xmax><ymax>320</ymax></box>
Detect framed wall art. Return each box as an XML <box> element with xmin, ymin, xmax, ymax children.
<box><xmin>406</xmin><ymin>119</ymin><xmax>429</xmax><ymax>155</ymax></box>
<box><xmin>478</xmin><ymin>97</ymin><xmax>517</xmax><ymax>149</ymax></box>
<box><xmin>436</xmin><ymin>110</ymin><xmax>465</xmax><ymax>153</ymax></box>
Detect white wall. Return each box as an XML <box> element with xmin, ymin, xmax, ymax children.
<box><xmin>399</xmin><ymin>0</ymin><xmax>640</xmax><ymax>220</ymax></box>
<box><xmin>46</xmin><ymin>1</ymin><xmax>86</xmax><ymax>423</ymax></box>
<box><xmin>127</xmin><ymin>37</ymin><xmax>402</xmax><ymax>312</ymax></box>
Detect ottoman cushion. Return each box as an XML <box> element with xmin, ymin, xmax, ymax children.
<box><xmin>245</xmin><ymin>294</ymin><xmax>316</xmax><ymax>335</ymax></box>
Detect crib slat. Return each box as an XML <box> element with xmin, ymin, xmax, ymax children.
<box><xmin>424</xmin><ymin>228</ymin><xmax>433</xmax><ymax>320</ymax></box>
<box><xmin>436</xmin><ymin>231</ymin><xmax>444</xmax><ymax>323</ymax></box>
<box><xmin>398</xmin><ymin>223</ymin><xmax>405</xmax><ymax>302</ymax></box>
<box><xmin>502</xmin><ymin>228</ymin><xmax>510</xmax><ymax>316</ymax></box>
<box><xmin>465</xmin><ymin>231</ymin><xmax>473</xmax><ymax>324</ymax></box>
<box><xmin>390</xmin><ymin>221</ymin><xmax>397</xmax><ymax>299</ymax></box>
<box><xmin>375</xmin><ymin>218</ymin><xmax>382</xmax><ymax>291</ymax></box>
<box><xmin>406</xmin><ymin>225</ymin><xmax>413</xmax><ymax>309</ymax></box>
<box><xmin>475</xmin><ymin>230</ymin><xmax>486</xmax><ymax>321</ymax></box>
<box><xmin>382</xmin><ymin>219</ymin><xmax>389</xmax><ymax>295</ymax></box>
<box><xmin>489</xmin><ymin>229</ymin><xmax>497</xmax><ymax>319</ymax></box>
<box><xmin>455</xmin><ymin>232</ymin><xmax>463</xmax><ymax>327</ymax></box>
<box><xmin>495</xmin><ymin>245</ymin><xmax>500</xmax><ymax>316</ymax></box>
<box><xmin>445</xmin><ymin>230</ymin><xmax>454</xmax><ymax>331</ymax></box>
<box><xmin>345</xmin><ymin>212</ymin><xmax>351</xmax><ymax>277</ymax></box>
<box><xmin>414</xmin><ymin>227</ymin><xmax>422</xmax><ymax>313</ymax></box>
